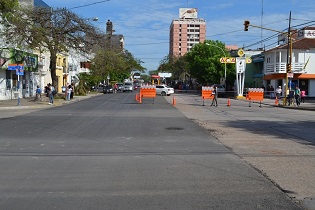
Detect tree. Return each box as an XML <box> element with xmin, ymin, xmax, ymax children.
<box><xmin>0</xmin><ymin>0</ymin><xmax>19</xmax><ymax>17</ymax></box>
<box><xmin>185</xmin><ymin>40</ymin><xmax>234</xmax><ymax>86</ymax></box>
<box><xmin>91</xmin><ymin>49</ymin><xmax>145</xmax><ymax>84</ymax></box>
<box><xmin>158</xmin><ymin>55</ymin><xmax>189</xmax><ymax>85</ymax></box>
<box><xmin>0</xmin><ymin>6</ymin><xmax>99</xmax><ymax>89</ymax></box>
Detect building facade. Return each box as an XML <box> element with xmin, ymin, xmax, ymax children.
<box><xmin>170</xmin><ymin>8</ymin><xmax>206</xmax><ymax>57</ymax></box>
<box><xmin>263</xmin><ymin>26</ymin><xmax>315</xmax><ymax>97</ymax></box>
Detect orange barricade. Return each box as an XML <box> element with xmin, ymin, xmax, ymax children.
<box><xmin>201</xmin><ymin>86</ymin><xmax>214</xmax><ymax>106</ymax></box>
<box><xmin>246</xmin><ymin>88</ymin><xmax>264</xmax><ymax>107</ymax></box>
<box><xmin>139</xmin><ymin>85</ymin><xmax>156</xmax><ymax>104</ymax></box>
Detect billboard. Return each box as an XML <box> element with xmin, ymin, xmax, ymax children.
<box><xmin>179</xmin><ymin>8</ymin><xmax>198</xmax><ymax>19</ymax></box>
<box><xmin>158</xmin><ymin>73</ymin><xmax>172</xmax><ymax>78</ymax></box>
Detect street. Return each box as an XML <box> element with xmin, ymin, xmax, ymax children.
<box><xmin>0</xmin><ymin>92</ymin><xmax>312</xmax><ymax>209</ymax></box>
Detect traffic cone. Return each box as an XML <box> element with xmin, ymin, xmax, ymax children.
<box><xmin>139</xmin><ymin>94</ymin><xmax>142</xmax><ymax>104</ymax></box>
<box><xmin>275</xmin><ymin>97</ymin><xmax>279</xmax><ymax>106</ymax></box>
<box><xmin>227</xmin><ymin>98</ymin><xmax>231</xmax><ymax>106</ymax></box>
<box><xmin>172</xmin><ymin>96</ymin><xmax>176</xmax><ymax>106</ymax></box>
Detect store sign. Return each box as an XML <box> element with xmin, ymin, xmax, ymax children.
<box><xmin>298</xmin><ymin>30</ymin><xmax>315</xmax><ymax>39</ymax></box>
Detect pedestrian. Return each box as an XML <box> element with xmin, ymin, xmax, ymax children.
<box><xmin>47</xmin><ymin>84</ymin><xmax>54</xmax><ymax>105</ymax></box>
<box><xmin>270</xmin><ymin>86</ymin><xmax>275</xmax><ymax>98</ymax></box>
<box><xmin>275</xmin><ymin>86</ymin><xmax>282</xmax><ymax>99</ymax></box>
<box><xmin>114</xmin><ymin>83</ymin><xmax>118</xmax><ymax>93</ymax></box>
<box><xmin>70</xmin><ymin>83</ymin><xmax>74</xmax><ymax>99</ymax></box>
<box><xmin>261</xmin><ymin>84</ymin><xmax>265</xmax><ymax>97</ymax></box>
<box><xmin>301</xmin><ymin>89</ymin><xmax>306</xmax><ymax>103</ymax></box>
<box><xmin>35</xmin><ymin>85</ymin><xmax>41</xmax><ymax>101</ymax></box>
<box><xmin>67</xmin><ymin>85</ymin><xmax>72</xmax><ymax>101</ymax></box>
<box><xmin>295</xmin><ymin>86</ymin><xmax>301</xmax><ymax>106</ymax></box>
<box><xmin>211</xmin><ymin>86</ymin><xmax>218</xmax><ymax>107</ymax></box>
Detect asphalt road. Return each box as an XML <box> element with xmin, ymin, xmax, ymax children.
<box><xmin>0</xmin><ymin>92</ymin><xmax>304</xmax><ymax>209</ymax></box>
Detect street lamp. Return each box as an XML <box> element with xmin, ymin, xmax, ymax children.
<box><xmin>205</xmin><ymin>43</ymin><xmax>227</xmax><ymax>87</ymax></box>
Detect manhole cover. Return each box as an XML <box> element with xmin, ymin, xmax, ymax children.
<box><xmin>165</xmin><ymin>127</ymin><xmax>184</xmax><ymax>130</ymax></box>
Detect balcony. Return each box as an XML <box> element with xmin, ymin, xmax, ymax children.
<box><xmin>265</xmin><ymin>62</ymin><xmax>306</xmax><ymax>74</ymax></box>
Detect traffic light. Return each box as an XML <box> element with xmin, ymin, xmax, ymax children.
<box><xmin>244</xmin><ymin>20</ymin><xmax>250</xmax><ymax>31</ymax></box>
<box><xmin>287</xmin><ymin>63</ymin><xmax>291</xmax><ymax>72</ymax></box>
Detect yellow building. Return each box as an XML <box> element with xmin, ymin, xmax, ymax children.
<box><xmin>56</xmin><ymin>53</ymin><xmax>68</xmax><ymax>93</ymax></box>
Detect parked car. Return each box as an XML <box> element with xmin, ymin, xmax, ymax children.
<box><xmin>123</xmin><ymin>82</ymin><xmax>133</xmax><ymax>92</ymax></box>
<box><xmin>211</xmin><ymin>84</ymin><xmax>225</xmax><ymax>96</ymax></box>
<box><xmin>116</xmin><ymin>83</ymin><xmax>123</xmax><ymax>91</ymax></box>
<box><xmin>103</xmin><ymin>85</ymin><xmax>114</xmax><ymax>94</ymax></box>
<box><xmin>155</xmin><ymin>85</ymin><xmax>174</xmax><ymax>96</ymax></box>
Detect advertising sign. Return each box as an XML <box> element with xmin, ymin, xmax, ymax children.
<box><xmin>179</xmin><ymin>8</ymin><xmax>198</xmax><ymax>19</ymax></box>
<box><xmin>236</xmin><ymin>57</ymin><xmax>246</xmax><ymax>73</ymax></box>
<box><xmin>158</xmin><ymin>73</ymin><xmax>172</xmax><ymax>78</ymax></box>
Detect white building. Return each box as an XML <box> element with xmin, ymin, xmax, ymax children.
<box><xmin>263</xmin><ymin>26</ymin><xmax>315</xmax><ymax>97</ymax></box>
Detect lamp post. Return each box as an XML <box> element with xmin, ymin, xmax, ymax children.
<box><xmin>205</xmin><ymin>43</ymin><xmax>227</xmax><ymax>87</ymax></box>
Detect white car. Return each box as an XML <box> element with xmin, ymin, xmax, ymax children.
<box><xmin>123</xmin><ymin>82</ymin><xmax>133</xmax><ymax>92</ymax></box>
<box><xmin>155</xmin><ymin>85</ymin><xmax>174</xmax><ymax>96</ymax></box>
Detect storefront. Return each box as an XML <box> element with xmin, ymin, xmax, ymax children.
<box><xmin>0</xmin><ymin>48</ymin><xmax>38</xmax><ymax>100</ymax></box>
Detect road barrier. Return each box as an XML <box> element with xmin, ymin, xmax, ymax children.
<box><xmin>246</xmin><ymin>88</ymin><xmax>264</xmax><ymax>107</ymax></box>
<box><xmin>201</xmin><ymin>86</ymin><xmax>214</xmax><ymax>106</ymax></box>
<box><xmin>139</xmin><ymin>85</ymin><xmax>156</xmax><ymax>104</ymax></box>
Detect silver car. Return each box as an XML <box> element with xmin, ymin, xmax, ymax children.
<box><xmin>123</xmin><ymin>82</ymin><xmax>133</xmax><ymax>92</ymax></box>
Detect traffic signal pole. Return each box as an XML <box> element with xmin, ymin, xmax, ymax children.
<box><xmin>243</xmin><ymin>13</ymin><xmax>292</xmax><ymax>105</ymax></box>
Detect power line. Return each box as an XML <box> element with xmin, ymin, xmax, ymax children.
<box><xmin>68</xmin><ymin>0</ymin><xmax>110</xmax><ymax>10</ymax></box>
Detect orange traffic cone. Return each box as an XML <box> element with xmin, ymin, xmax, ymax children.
<box><xmin>139</xmin><ymin>94</ymin><xmax>142</xmax><ymax>104</ymax></box>
<box><xmin>227</xmin><ymin>98</ymin><xmax>231</xmax><ymax>106</ymax></box>
<box><xmin>275</xmin><ymin>97</ymin><xmax>279</xmax><ymax>106</ymax></box>
<box><xmin>172</xmin><ymin>96</ymin><xmax>176</xmax><ymax>106</ymax></box>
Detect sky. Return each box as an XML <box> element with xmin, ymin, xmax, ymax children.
<box><xmin>42</xmin><ymin>0</ymin><xmax>315</xmax><ymax>71</ymax></box>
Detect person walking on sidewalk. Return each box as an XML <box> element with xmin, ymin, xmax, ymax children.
<box><xmin>301</xmin><ymin>89</ymin><xmax>306</xmax><ymax>103</ymax></box>
<box><xmin>275</xmin><ymin>86</ymin><xmax>282</xmax><ymax>99</ymax></box>
<box><xmin>35</xmin><ymin>85</ymin><xmax>41</xmax><ymax>101</ymax></box>
<box><xmin>66</xmin><ymin>85</ymin><xmax>72</xmax><ymax>101</ymax></box>
<box><xmin>47</xmin><ymin>84</ymin><xmax>54</xmax><ymax>105</ymax></box>
<box><xmin>211</xmin><ymin>87</ymin><xmax>218</xmax><ymax>107</ymax></box>
<box><xmin>295</xmin><ymin>86</ymin><xmax>301</xmax><ymax>106</ymax></box>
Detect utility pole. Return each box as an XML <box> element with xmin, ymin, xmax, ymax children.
<box><xmin>243</xmin><ymin>12</ymin><xmax>293</xmax><ymax>105</ymax></box>
<box><xmin>285</xmin><ymin>11</ymin><xmax>292</xmax><ymax>105</ymax></box>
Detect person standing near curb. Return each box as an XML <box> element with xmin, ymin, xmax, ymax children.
<box><xmin>211</xmin><ymin>86</ymin><xmax>218</xmax><ymax>107</ymax></box>
<box><xmin>67</xmin><ymin>85</ymin><xmax>72</xmax><ymax>101</ymax></box>
<box><xmin>275</xmin><ymin>86</ymin><xmax>282</xmax><ymax>99</ymax></box>
<box><xmin>48</xmin><ymin>84</ymin><xmax>54</xmax><ymax>105</ymax></box>
<box><xmin>301</xmin><ymin>89</ymin><xmax>306</xmax><ymax>103</ymax></box>
<box><xmin>295</xmin><ymin>86</ymin><xmax>301</xmax><ymax>106</ymax></box>
<box><xmin>35</xmin><ymin>85</ymin><xmax>41</xmax><ymax>101</ymax></box>
<box><xmin>70</xmin><ymin>83</ymin><xmax>74</xmax><ymax>100</ymax></box>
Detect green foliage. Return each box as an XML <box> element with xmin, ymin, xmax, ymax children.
<box><xmin>91</xmin><ymin>49</ymin><xmax>145</xmax><ymax>84</ymax></box>
<box><xmin>157</xmin><ymin>55</ymin><xmax>189</xmax><ymax>82</ymax></box>
<box><xmin>185</xmin><ymin>40</ymin><xmax>235</xmax><ymax>86</ymax></box>
<box><xmin>0</xmin><ymin>0</ymin><xmax>19</xmax><ymax>16</ymax></box>
<box><xmin>75</xmin><ymin>73</ymin><xmax>90</xmax><ymax>96</ymax></box>
<box><xmin>1</xmin><ymin>6</ymin><xmax>100</xmax><ymax>87</ymax></box>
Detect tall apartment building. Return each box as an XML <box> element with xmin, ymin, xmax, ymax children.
<box><xmin>169</xmin><ymin>8</ymin><xmax>206</xmax><ymax>57</ymax></box>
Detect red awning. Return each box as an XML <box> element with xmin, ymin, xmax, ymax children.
<box><xmin>151</xmin><ymin>75</ymin><xmax>160</xmax><ymax>78</ymax></box>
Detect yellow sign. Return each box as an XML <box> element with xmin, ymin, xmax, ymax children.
<box><xmin>246</xmin><ymin>58</ymin><xmax>252</xmax><ymax>64</ymax></box>
<box><xmin>220</xmin><ymin>57</ymin><xmax>236</xmax><ymax>64</ymax></box>
<box><xmin>238</xmin><ymin>49</ymin><xmax>244</xmax><ymax>57</ymax></box>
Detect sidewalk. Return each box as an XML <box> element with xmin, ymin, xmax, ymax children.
<box><xmin>0</xmin><ymin>93</ymin><xmax>101</xmax><ymax>110</ymax></box>
<box><xmin>175</xmin><ymin>90</ymin><xmax>315</xmax><ymax>111</ymax></box>
<box><xmin>245</xmin><ymin>97</ymin><xmax>315</xmax><ymax>111</ymax></box>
